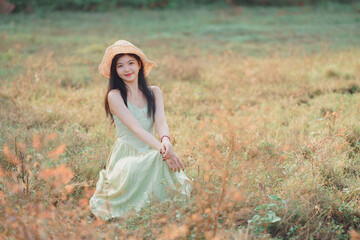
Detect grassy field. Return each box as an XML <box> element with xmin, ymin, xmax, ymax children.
<box><xmin>1</xmin><ymin>3</ymin><xmax>360</xmax><ymax>239</ymax></box>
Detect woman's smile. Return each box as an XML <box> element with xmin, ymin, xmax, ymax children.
<box><xmin>125</xmin><ymin>73</ymin><xmax>132</xmax><ymax>77</ymax></box>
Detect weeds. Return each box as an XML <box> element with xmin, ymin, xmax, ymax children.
<box><xmin>248</xmin><ymin>195</ymin><xmax>284</xmax><ymax>235</ymax></box>
<box><xmin>1</xmin><ymin>5</ymin><xmax>360</xmax><ymax>240</ymax></box>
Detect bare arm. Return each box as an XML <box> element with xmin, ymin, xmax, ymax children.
<box><xmin>152</xmin><ymin>86</ymin><xmax>184</xmax><ymax>172</ymax></box>
<box><xmin>152</xmin><ymin>86</ymin><xmax>170</xmax><ymax>139</ymax></box>
<box><xmin>108</xmin><ymin>89</ymin><xmax>162</xmax><ymax>152</ymax></box>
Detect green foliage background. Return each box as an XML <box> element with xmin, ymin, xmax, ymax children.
<box><xmin>8</xmin><ymin>0</ymin><xmax>357</xmax><ymax>12</ymax></box>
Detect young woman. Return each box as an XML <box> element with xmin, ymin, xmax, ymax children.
<box><xmin>89</xmin><ymin>40</ymin><xmax>191</xmax><ymax>220</ymax></box>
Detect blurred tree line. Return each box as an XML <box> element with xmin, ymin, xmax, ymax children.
<box><xmin>5</xmin><ymin>0</ymin><xmax>357</xmax><ymax>12</ymax></box>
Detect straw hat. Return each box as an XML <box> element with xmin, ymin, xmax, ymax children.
<box><xmin>99</xmin><ymin>40</ymin><xmax>157</xmax><ymax>79</ymax></box>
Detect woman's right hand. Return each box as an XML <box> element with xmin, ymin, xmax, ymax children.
<box><xmin>162</xmin><ymin>152</ymin><xmax>184</xmax><ymax>172</ymax></box>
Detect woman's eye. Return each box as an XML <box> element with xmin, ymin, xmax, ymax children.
<box><xmin>117</xmin><ymin>65</ymin><xmax>123</xmax><ymax>68</ymax></box>
<box><xmin>129</xmin><ymin>62</ymin><xmax>133</xmax><ymax>65</ymax></box>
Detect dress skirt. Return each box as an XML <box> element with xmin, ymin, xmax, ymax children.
<box><xmin>89</xmin><ymin>138</ymin><xmax>192</xmax><ymax>220</ymax></box>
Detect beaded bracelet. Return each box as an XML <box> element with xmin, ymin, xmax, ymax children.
<box><xmin>161</xmin><ymin>135</ymin><xmax>171</xmax><ymax>143</ymax></box>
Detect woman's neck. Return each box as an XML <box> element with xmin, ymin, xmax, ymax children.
<box><xmin>126</xmin><ymin>80</ymin><xmax>140</xmax><ymax>95</ymax></box>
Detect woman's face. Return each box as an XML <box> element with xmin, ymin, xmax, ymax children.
<box><xmin>116</xmin><ymin>55</ymin><xmax>141</xmax><ymax>83</ymax></box>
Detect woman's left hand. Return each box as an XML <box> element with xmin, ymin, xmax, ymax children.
<box><xmin>163</xmin><ymin>152</ymin><xmax>185</xmax><ymax>172</ymax></box>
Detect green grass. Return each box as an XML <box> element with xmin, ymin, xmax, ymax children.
<box><xmin>1</xmin><ymin>3</ymin><xmax>360</xmax><ymax>239</ymax></box>
<box><xmin>0</xmin><ymin>4</ymin><xmax>358</xmax><ymax>90</ymax></box>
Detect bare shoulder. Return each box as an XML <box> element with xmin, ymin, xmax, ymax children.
<box><xmin>107</xmin><ymin>90</ymin><xmax>125</xmax><ymax>115</ymax></box>
<box><xmin>107</xmin><ymin>89</ymin><xmax>126</xmax><ymax>109</ymax></box>
<box><xmin>108</xmin><ymin>89</ymin><xmax>121</xmax><ymax>99</ymax></box>
<box><xmin>149</xmin><ymin>85</ymin><xmax>162</xmax><ymax>97</ymax></box>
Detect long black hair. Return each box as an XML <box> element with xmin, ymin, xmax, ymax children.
<box><xmin>104</xmin><ymin>53</ymin><xmax>156</xmax><ymax>123</ymax></box>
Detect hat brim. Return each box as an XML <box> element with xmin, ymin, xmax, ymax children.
<box><xmin>99</xmin><ymin>44</ymin><xmax>157</xmax><ymax>79</ymax></box>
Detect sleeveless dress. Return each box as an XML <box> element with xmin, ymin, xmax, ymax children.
<box><xmin>89</xmin><ymin>102</ymin><xmax>192</xmax><ymax>220</ymax></box>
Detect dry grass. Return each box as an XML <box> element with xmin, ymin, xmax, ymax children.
<box><xmin>1</xmin><ymin>5</ymin><xmax>360</xmax><ymax>239</ymax></box>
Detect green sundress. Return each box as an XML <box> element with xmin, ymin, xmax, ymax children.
<box><xmin>89</xmin><ymin>102</ymin><xmax>192</xmax><ymax>220</ymax></box>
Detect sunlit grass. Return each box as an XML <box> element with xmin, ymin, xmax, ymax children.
<box><xmin>1</xmin><ymin>4</ymin><xmax>360</xmax><ymax>239</ymax></box>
